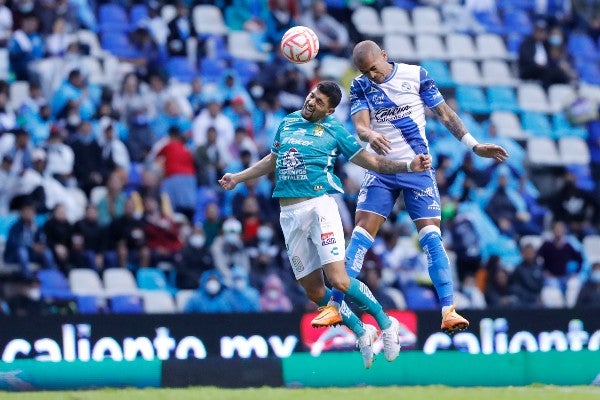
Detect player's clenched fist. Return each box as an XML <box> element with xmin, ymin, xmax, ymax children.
<box><xmin>410</xmin><ymin>154</ymin><xmax>432</xmax><ymax>172</ymax></box>
<box><xmin>218</xmin><ymin>173</ymin><xmax>238</xmax><ymax>190</ymax></box>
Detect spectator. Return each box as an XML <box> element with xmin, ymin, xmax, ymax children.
<box><xmin>0</xmin><ymin>83</ymin><xmax>17</xmax><ymax>135</ymax></box>
<box><xmin>546</xmin><ymin>25</ymin><xmax>578</xmax><ymax>84</ymax></box>
<box><xmin>484</xmin><ymin>257</ymin><xmax>519</xmax><ymax>308</ymax></box>
<box><xmin>538</xmin><ymin>221</ymin><xmax>583</xmax><ymax>290</ymax></box>
<box><xmin>299</xmin><ymin>0</ymin><xmax>349</xmax><ymax>57</ymax></box>
<box><xmin>153</xmin><ymin>126</ymin><xmax>197</xmax><ymax>221</ymax></box>
<box><xmin>72</xmin><ymin>203</ymin><xmax>111</xmax><ymax>270</ymax></box>
<box><xmin>150</xmin><ymin>98</ymin><xmax>192</xmax><ymax>141</ymax></box>
<box><xmin>444</xmin><ymin>204</ymin><xmax>482</xmax><ymax>282</ymax></box>
<box><xmin>6</xmin><ymin>278</ymin><xmax>49</xmax><ymax>316</ymax></box>
<box><xmin>45</xmin><ymin>16</ymin><xmax>70</xmax><ymax>57</ymax></box>
<box><xmin>575</xmin><ymin>262</ymin><xmax>600</xmax><ymax>306</ymax></box>
<box><xmin>0</xmin><ymin>0</ymin><xmax>12</xmax><ymax>47</ymax></box>
<box><xmin>228</xmin><ymin>265</ymin><xmax>260</xmax><ymax>312</ymax></box>
<box><xmin>183</xmin><ymin>269</ymin><xmax>235</xmax><ymax>313</ymax></box>
<box><xmin>1</xmin><ymin>128</ymin><xmax>33</xmax><ymax>175</ymax></box>
<box><xmin>510</xmin><ymin>243</ymin><xmax>545</xmax><ymax>307</ymax></box>
<box><xmin>192</xmin><ymin>100</ymin><xmax>235</xmax><ymax>153</ymax></box>
<box><xmin>210</xmin><ymin>217</ymin><xmax>250</xmax><ymax>280</ymax></box>
<box><xmin>42</xmin><ymin>203</ymin><xmax>72</xmax><ymax>272</ymax></box>
<box><xmin>166</xmin><ymin>1</ymin><xmax>196</xmax><ymax>57</ymax></box>
<box><xmin>460</xmin><ymin>274</ymin><xmax>486</xmax><ymax>309</ymax></box>
<box><xmin>259</xmin><ymin>273</ymin><xmax>293</xmax><ymax>312</ymax></box>
<box><xmin>142</xmin><ymin>195</ymin><xmax>184</xmax><ymax>266</ymax></box>
<box><xmin>96</xmin><ymin>170</ymin><xmax>127</xmax><ymax>227</ymax></box>
<box><xmin>194</xmin><ymin>126</ymin><xmax>227</xmax><ymax>187</ymax></box>
<box><xmin>8</xmin><ymin>13</ymin><xmax>44</xmax><ymax>81</ymax></box>
<box><xmin>68</xmin><ymin>120</ymin><xmax>104</xmax><ymax>196</ymax></box>
<box><xmin>4</xmin><ymin>199</ymin><xmax>57</xmax><ymax>278</ymax></box>
<box><xmin>202</xmin><ymin>202</ymin><xmax>222</xmax><ymax>248</ymax></box>
<box><xmin>51</xmin><ymin>68</ymin><xmax>96</xmax><ymax>121</ymax></box>
<box><xmin>97</xmin><ymin>117</ymin><xmax>131</xmax><ymax>175</ymax></box>
<box><xmin>176</xmin><ymin>227</ymin><xmax>214</xmax><ymax>289</ymax></box>
<box><xmin>0</xmin><ymin>154</ymin><xmax>18</xmax><ymax>213</ymax></box>
<box><xmin>265</xmin><ymin>0</ymin><xmax>299</xmax><ymax>48</ymax></box>
<box><xmin>188</xmin><ymin>77</ymin><xmax>210</xmax><ymax>116</ymax></box>
<box><xmin>108</xmin><ymin>196</ymin><xmax>150</xmax><ymax>269</ymax></box>
<box><xmin>43</xmin><ymin>125</ymin><xmax>74</xmax><ymax>186</ymax></box>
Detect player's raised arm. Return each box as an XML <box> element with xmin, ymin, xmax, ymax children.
<box><xmin>352</xmin><ymin>109</ymin><xmax>391</xmax><ymax>155</ymax></box>
<box><xmin>219</xmin><ymin>152</ymin><xmax>277</xmax><ymax>190</ymax></box>
<box><xmin>432</xmin><ymin>102</ymin><xmax>509</xmax><ymax>163</ymax></box>
<box><xmin>351</xmin><ymin>150</ymin><xmax>431</xmax><ymax>174</ymax></box>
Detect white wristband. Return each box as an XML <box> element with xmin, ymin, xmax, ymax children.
<box><xmin>461</xmin><ymin>133</ymin><xmax>479</xmax><ymax>151</ymax></box>
<box><xmin>406</xmin><ymin>161</ymin><xmax>412</xmax><ymax>173</ymax></box>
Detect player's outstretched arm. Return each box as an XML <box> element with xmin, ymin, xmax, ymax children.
<box><xmin>432</xmin><ymin>102</ymin><xmax>509</xmax><ymax>162</ymax></box>
<box><xmin>218</xmin><ymin>152</ymin><xmax>277</xmax><ymax>191</ymax></box>
<box><xmin>351</xmin><ymin>150</ymin><xmax>431</xmax><ymax>173</ymax></box>
<box><xmin>352</xmin><ymin>110</ymin><xmax>391</xmax><ymax>155</ymax></box>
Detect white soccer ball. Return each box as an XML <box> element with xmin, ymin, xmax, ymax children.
<box><xmin>280</xmin><ymin>26</ymin><xmax>319</xmax><ymax>64</ymax></box>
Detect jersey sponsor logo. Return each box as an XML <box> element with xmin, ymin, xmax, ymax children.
<box><xmin>330</xmin><ymin>246</ymin><xmax>339</xmax><ymax>256</ymax></box>
<box><xmin>283</xmin><ymin>137</ymin><xmax>313</xmax><ymax>146</ymax></box>
<box><xmin>280</xmin><ymin>148</ymin><xmax>308</xmax><ymax>181</ymax></box>
<box><xmin>320</xmin><ymin>232</ymin><xmax>336</xmax><ymax>246</ymax></box>
<box><xmin>350</xmin><ymin>246</ymin><xmax>367</xmax><ymax>273</ymax></box>
<box><xmin>374</xmin><ymin>105</ymin><xmax>412</xmax><ymax>122</ymax></box>
<box><xmin>313</xmin><ymin>125</ymin><xmax>324</xmax><ymax>137</ymax></box>
<box><xmin>370</xmin><ymin>93</ymin><xmax>385</xmax><ymax>105</ymax></box>
<box><xmin>292</xmin><ymin>256</ymin><xmax>304</xmax><ymax>273</ymax></box>
<box><xmin>428</xmin><ymin>200</ymin><xmax>441</xmax><ymax>210</ymax></box>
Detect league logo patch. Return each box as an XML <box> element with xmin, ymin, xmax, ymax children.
<box><xmin>321</xmin><ymin>232</ymin><xmax>336</xmax><ymax>246</ymax></box>
<box><xmin>313</xmin><ymin>125</ymin><xmax>324</xmax><ymax>137</ymax></box>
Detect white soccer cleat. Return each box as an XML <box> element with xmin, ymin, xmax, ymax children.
<box><xmin>356</xmin><ymin>324</ymin><xmax>378</xmax><ymax>369</ymax></box>
<box><xmin>381</xmin><ymin>316</ymin><xmax>401</xmax><ymax>362</ymax></box>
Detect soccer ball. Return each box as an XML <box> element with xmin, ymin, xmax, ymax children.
<box><xmin>280</xmin><ymin>26</ymin><xmax>319</xmax><ymax>64</ymax></box>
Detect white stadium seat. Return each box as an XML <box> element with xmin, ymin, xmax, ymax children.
<box><xmin>352</xmin><ymin>6</ymin><xmax>384</xmax><ymax>37</ymax></box>
<box><xmin>476</xmin><ymin>33</ymin><xmax>511</xmax><ymax>60</ymax></box>
<box><xmin>320</xmin><ymin>56</ymin><xmax>352</xmax><ymax>80</ymax></box>
<box><xmin>103</xmin><ymin>268</ymin><xmax>140</xmax><ymax>296</ymax></box>
<box><xmin>228</xmin><ymin>31</ymin><xmax>269</xmax><ymax>62</ymax></box>
<box><xmin>548</xmin><ymin>83</ymin><xmax>578</xmax><ymax>113</ymax></box>
<box><xmin>583</xmin><ymin>235</ymin><xmax>600</xmax><ymax>264</ymax></box>
<box><xmin>384</xmin><ymin>34</ymin><xmax>417</xmax><ymax>63</ymax></box>
<box><xmin>527</xmin><ymin>137</ymin><xmax>563</xmax><ymax>166</ymax></box>
<box><xmin>541</xmin><ymin>286</ymin><xmax>565</xmax><ymax>308</ymax></box>
<box><xmin>69</xmin><ymin>268</ymin><xmax>106</xmax><ymax>297</ymax></box>
<box><xmin>176</xmin><ymin>289</ymin><xmax>196</xmax><ymax>312</ymax></box>
<box><xmin>559</xmin><ymin>137</ymin><xmax>591</xmax><ymax>165</ymax></box>
<box><xmin>446</xmin><ymin>33</ymin><xmax>478</xmax><ymax>60</ymax></box>
<box><xmin>450</xmin><ymin>60</ymin><xmax>483</xmax><ymax>85</ymax></box>
<box><xmin>193</xmin><ymin>5</ymin><xmax>228</xmax><ymax>35</ymax></box>
<box><xmin>381</xmin><ymin>7</ymin><xmax>413</xmax><ymax>35</ymax></box>
<box><xmin>518</xmin><ymin>82</ymin><xmax>552</xmax><ymax>113</ymax></box>
<box><xmin>415</xmin><ymin>34</ymin><xmax>446</xmax><ymax>60</ymax></box>
<box><xmin>9</xmin><ymin>81</ymin><xmax>30</xmax><ymax>109</ymax></box>
<box><xmin>482</xmin><ymin>60</ymin><xmax>517</xmax><ymax>86</ymax></box>
<box><xmin>412</xmin><ymin>6</ymin><xmax>445</xmax><ymax>35</ymax></box>
<box><xmin>141</xmin><ymin>290</ymin><xmax>177</xmax><ymax>314</ymax></box>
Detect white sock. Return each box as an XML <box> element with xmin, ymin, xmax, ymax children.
<box><xmin>442</xmin><ymin>305</ymin><xmax>453</xmax><ymax>316</ymax></box>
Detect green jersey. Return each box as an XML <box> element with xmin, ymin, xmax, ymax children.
<box><xmin>271</xmin><ymin>111</ymin><xmax>363</xmax><ymax>198</ymax></box>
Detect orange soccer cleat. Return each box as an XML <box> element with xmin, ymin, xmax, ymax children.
<box><xmin>311</xmin><ymin>305</ymin><xmax>343</xmax><ymax>327</ymax></box>
<box><xmin>441</xmin><ymin>305</ymin><xmax>470</xmax><ymax>335</ymax></box>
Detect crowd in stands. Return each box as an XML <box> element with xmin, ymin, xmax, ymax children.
<box><xmin>0</xmin><ymin>0</ymin><xmax>599</xmax><ymax>317</ymax></box>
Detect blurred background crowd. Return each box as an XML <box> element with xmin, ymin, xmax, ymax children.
<box><xmin>0</xmin><ymin>0</ymin><xmax>599</xmax><ymax>317</ymax></box>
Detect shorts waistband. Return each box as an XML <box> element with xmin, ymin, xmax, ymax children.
<box><xmin>280</xmin><ymin>195</ymin><xmax>329</xmax><ymax>212</ymax></box>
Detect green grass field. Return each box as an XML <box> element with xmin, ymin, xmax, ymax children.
<box><xmin>0</xmin><ymin>386</ymin><xmax>598</xmax><ymax>400</ymax></box>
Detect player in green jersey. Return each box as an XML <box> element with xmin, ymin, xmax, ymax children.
<box><xmin>219</xmin><ymin>81</ymin><xmax>430</xmax><ymax>368</ymax></box>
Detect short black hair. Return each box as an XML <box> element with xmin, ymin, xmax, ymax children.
<box><xmin>316</xmin><ymin>81</ymin><xmax>342</xmax><ymax>109</ymax></box>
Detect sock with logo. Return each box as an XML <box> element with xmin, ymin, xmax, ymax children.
<box><xmin>330</xmin><ymin>227</ymin><xmax>375</xmax><ymax>306</ymax></box>
<box><xmin>318</xmin><ymin>287</ymin><xmax>365</xmax><ymax>337</ymax></box>
<box><xmin>419</xmin><ymin>226</ymin><xmax>454</xmax><ymax>307</ymax></box>
<box><xmin>344</xmin><ymin>277</ymin><xmax>391</xmax><ymax>330</ymax></box>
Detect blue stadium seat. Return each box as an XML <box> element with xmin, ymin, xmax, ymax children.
<box><xmin>167</xmin><ymin>57</ymin><xmax>197</xmax><ymax>83</ymax></box>
<box><xmin>552</xmin><ymin>113</ymin><xmax>589</xmax><ymax>139</ymax></box>
<box><xmin>498</xmin><ymin>0</ymin><xmax>536</xmax><ymax>11</ymax></box>
<box><xmin>456</xmin><ymin>86</ymin><xmax>490</xmax><ymax>114</ymax></box>
<box><xmin>193</xmin><ymin>186</ymin><xmax>219</xmax><ymax>225</ymax></box>
<box><xmin>130</xmin><ymin>4</ymin><xmax>148</xmax><ymax>28</ymax></box>
<box><xmin>76</xmin><ymin>295</ymin><xmax>101</xmax><ymax>314</ymax></box>
<box><xmin>503</xmin><ymin>9</ymin><xmax>532</xmax><ymax>36</ymax></box>
<box><xmin>38</xmin><ymin>269</ymin><xmax>75</xmax><ymax>300</ymax></box>
<box><xmin>200</xmin><ymin>57</ymin><xmax>226</xmax><ymax>84</ymax></box>
<box><xmin>99</xmin><ymin>3</ymin><xmax>129</xmax><ymax>33</ymax></box>
<box><xmin>110</xmin><ymin>294</ymin><xmax>144</xmax><ymax>314</ymax></box>
<box><xmin>126</xmin><ymin>162</ymin><xmax>143</xmax><ymax>193</ymax></box>
<box><xmin>577</xmin><ymin>62</ymin><xmax>600</xmax><ymax>85</ymax></box>
<box><xmin>421</xmin><ymin>60</ymin><xmax>455</xmax><ymax>88</ymax></box>
<box><xmin>567</xmin><ymin>33</ymin><xmax>600</xmax><ymax>62</ymax></box>
<box><xmin>521</xmin><ymin>111</ymin><xmax>553</xmax><ymax>137</ymax></box>
<box><xmin>393</xmin><ymin>0</ymin><xmax>417</xmax><ymax>9</ymax></box>
<box><xmin>137</xmin><ymin>267</ymin><xmax>177</xmax><ymax>295</ymax></box>
<box><xmin>402</xmin><ymin>285</ymin><xmax>439</xmax><ymax>310</ymax></box>
<box><xmin>487</xmin><ymin>86</ymin><xmax>520</xmax><ymax>112</ymax></box>
<box><xmin>231</xmin><ymin>58</ymin><xmax>259</xmax><ymax>86</ymax></box>
<box><xmin>101</xmin><ymin>32</ymin><xmax>139</xmax><ymax>58</ymax></box>
<box><xmin>0</xmin><ymin>213</ymin><xmax>18</xmax><ymax>241</ymax></box>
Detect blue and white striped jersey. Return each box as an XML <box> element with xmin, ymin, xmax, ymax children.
<box><xmin>350</xmin><ymin>62</ymin><xmax>444</xmax><ymax>163</ymax></box>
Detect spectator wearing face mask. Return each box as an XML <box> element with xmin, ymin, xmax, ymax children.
<box><xmin>228</xmin><ymin>265</ymin><xmax>260</xmax><ymax>312</ymax></box>
<box><xmin>176</xmin><ymin>227</ymin><xmax>214</xmax><ymax>289</ymax></box>
<box><xmin>575</xmin><ymin>263</ymin><xmax>600</xmax><ymax>307</ymax></box>
<box><xmin>183</xmin><ymin>269</ymin><xmax>235</xmax><ymax>313</ymax></box>
<box><xmin>210</xmin><ymin>217</ymin><xmax>250</xmax><ymax>280</ymax></box>
<box><xmin>259</xmin><ymin>273</ymin><xmax>293</xmax><ymax>312</ymax></box>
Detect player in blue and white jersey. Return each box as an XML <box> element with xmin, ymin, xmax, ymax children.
<box><xmin>220</xmin><ymin>81</ymin><xmax>432</xmax><ymax>368</ymax></box>
<box><xmin>313</xmin><ymin>41</ymin><xmax>509</xmax><ymax>334</ymax></box>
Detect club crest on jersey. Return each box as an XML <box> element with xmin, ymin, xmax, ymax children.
<box><xmin>401</xmin><ymin>81</ymin><xmax>412</xmax><ymax>92</ymax></box>
<box><xmin>313</xmin><ymin>125</ymin><xmax>324</xmax><ymax>137</ymax></box>
<box><xmin>321</xmin><ymin>232</ymin><xmax>336</xmax><ymax>246</ymax></box>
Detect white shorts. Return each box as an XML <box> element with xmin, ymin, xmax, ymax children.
<box><xmin>279</xmin><ymin>195</ymin><xmax>346</xmax><ymax>280</ymax></box>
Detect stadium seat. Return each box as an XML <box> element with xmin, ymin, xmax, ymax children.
<box><xmin>9</xmin><ymin>81</ymin><xmax>30</xmax><ymax>110</ymax></box>
<box><xmin>175</xmin><ymin>289</ymin><xmax>196</xmax><ymax>312</ymax></box>
<box><xmin>577</xmin><ymin>62</ymin><xmax>600</xmax><ymax>86</ymax></box>
<box><xmin>231</xmin><ymin>58</ymin><xmax>259</xmax><ymax>86</ymax></box>
<box><xmin>518</xmin><ymin>83</ymin><xmax>552</xmax><ymax>113</ymax></box>
<box><xmin>383</xmin><ymin>34</ymin><xmax>417</xmax><ymax>63</ymax></box>
<box><xmin>540</xmin><ymin>286</ymin><xmax>565</xmax><ymax>308</ymax></box>
<box><xmin>502</xmin><ymin>9</ymin><xmax>533</xmax><ymax>36</ymax></box>
<box><xmin>487</xmin><ymin>86</ymin><xmax>520</xmax><ymax>112</ymax></box>
<box><xmin>420</xmin><ymin>60</ymin><xmax>455</xmax><ymax>88</ymax></box>
<box><xmin>476</xmin><ymin>33</ymin><xmax>511</xmax><ymax>60</ymax></box>
<box><xmin>38</xmin><ymin>269</ymin><xmax>75</xmax><ymax>300</ymax></box>
<box><xmin>227</xmin><ymin>31</ymin><xmax>269</xmax><ymax>62</ymax></box>
<box><xmin>579</xmin><ymin>83</ymin><xmax>600</xmax><ymax>103</ymax></box>
<box><xmin>129</xmin><ymin>4</ymin><xmax>148</xmax><ymax>27</ymax></box>
<box><xmin>193</xmin><ymin>5</ymin><xmax>228</xmax><ymax>35</ymax></box>
<box><xmin>521</xmin><ymin>111</ymin><xmax>553</xmax><ymax>137</ymax></box>
<box><xmin>583</xmin><ymin>235</ymin><xmax>600</xmax><ymax>264</ymax></box>
<box><xmin>567</xmin><ymin>33</ymin><xmax>600</xmax><ymax>62</ymax></box>
<box><xmin>141</xmin><ymin>290</ymin><xmax>177</xmax><ymax>314</ymax></box>
<box><xmin>167</xmin><ymin>56</ymin><xmax>198</xmax><ymax>83</ymax></box>
<box><xmin>0</xmin><ymin>48</ymin><xmax>8</xmax><ymax>80</ymax></box>
<box><xmin>548</xmin><ymin>84</ymin><xmax>578</xmax><ymax>113</ymax></box>
<box><xmin>69</xmin><ymin>268</ymin><xmax>106</xmax><ymax>297</ymax></box>
<box><xmin>381</xmin><ymin>6</ymin><xmax>413</xmax><ymax>35</ymax></box>
<box><xmin>137</xmin><ymin>267</ymin><xmax>177</xmax><ymax>294</ymax></box>
<box><xmin>76</xmin><ymin>30</ymin><xmax>104</xmax><ymax>57</ymax></box>
<box><xmin>103</xmin><ymin>268</ymin><xmax>139</xmax><ymax>296</ymax></box>
<box><xmin>76</xmin><ymin>295</ymin><xmax>102</xmax><ymax>314</ymax></box>
<box><xmin>450</xmin><ymin>60</ymin><xmax>483</xmax><ymax>86</ymax></box>
<box><xmin>80</xmin><ymin>56</ymin><xmax>105</xmax><ymax>85</ymax></box>
<box><xmin>98</xmin><ymin>3</ymin><xmax>129</xmax><ymax>33</ymax></box>
<box><xmin>412</xmin><ymin>6</ymin><xmax>445</xmax><ymax>35</ymax></box>
<box><xmin>0</xmin><ymin>213</ymin><xmax>18</xmax><ymax>242</ymax></box>
<box><xmin>446</xmin><ymin>33</ymin><xmax>478</xmax><ymax>60</ymax></box>
<box><xmin>526</xmin><ymin>137</ymin><xmax>562</xmax><ymax>166</ymax></box>
<box><xmin>161</xmin><ymin>4</ymin><xmax>177</xmax><ymax>24</ymax></box>
<box><xmin>199</xmin><ymin>57</ymin><xmax>226</xmax><ymax>84</ymax></box>
<box><xmin>110</xmin><ymin>294</ymin><xmax>144</xmax><ymax>314</ymax></box>
<box><xmin>402</xmin><ymin>285</ymin><xmax>439</xmax><ymax>310</ymax></box>
<box><xmin>352</xmin><ymin>6</ymin><xmax>384</xmax><ymax>37</ymax></box>
<box><xmin>383</xmin><ymin>287</ymin><xmax>407</xmax><ymax>310</ymax></box>
<box><xmin>320</xmin><ymin>56</ymin><xmax>352</xmax><ymax>80</ymax></box>
<box><xmin>100</xmin><ymin>32</ymin><xmax>138</xmax><ymax>59</ymax></box>
<box><xmin>415</xmin><ymin>34</ymin><xmax>446</xmax><ymax>61</ymax></box>
<box><xmin>456</xmin><ymin>86</ymin><xmax>490</xmax><ymax>114</ymax></box>
<box><xmin>481</xmin><ymin>60</ymin><xmax>516</xmax><ymax>86</ymax></box>
<box><xmin>558</xmin><ymin>137</ymin><xmax>591</xmax><ymax>165</ymax></box>
<box><xmin>552</xmin><ymin>113</ymin><xmax>588</xmax><ymax>139</ymax></box>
